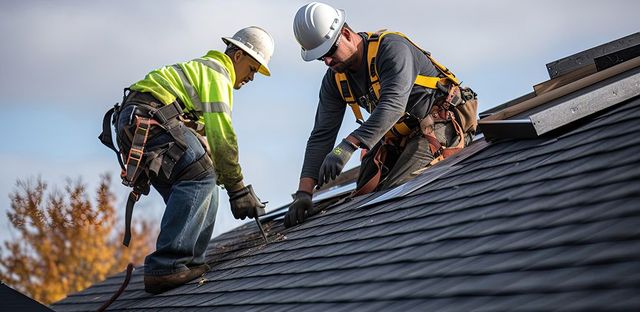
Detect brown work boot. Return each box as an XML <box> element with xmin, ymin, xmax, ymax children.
<box><xmin>144</xmin><ymin>264</ymin><xmax>210</xmax><ymax>294</ymax></box>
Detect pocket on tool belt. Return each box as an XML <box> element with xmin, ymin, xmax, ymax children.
<box><xmin>145</xmin><ymin>141</ymin><xmax>180</xmax><ymax>182</ymax></box>
<box><xmin>433</xmin><ymin>122</ymin><xmax>462</xmax><ymax>147</ymax></box>
<box><xmin>452</xmin><ymin>87</ymin><xmax>479</xmax><ymax>134</ymax></box>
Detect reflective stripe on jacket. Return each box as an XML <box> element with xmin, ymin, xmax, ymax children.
<box><xmin>130</xmin><ymin>50</ymin><xmax>242</xmax><ymax>188</ymax></box>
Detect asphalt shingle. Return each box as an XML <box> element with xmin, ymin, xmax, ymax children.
<box><xmin>53</xmin><ymin>86</ymin><xmax>640</xmax><ymax>311</ymax></box>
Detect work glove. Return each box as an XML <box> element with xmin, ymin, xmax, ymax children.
<box><xmin>228</xmin><ymin>184</ymin><xmax>266</xmax><ymax>220</ymax></box>
<box><xmin>317</xmin><ymin>139</ymin><xmax>357</xmax><ymax>188</ymax></box>
<box><xmin>284</xmin><ymin>191</ymin><xmax>313</xmax><ymax>228</ymax></box>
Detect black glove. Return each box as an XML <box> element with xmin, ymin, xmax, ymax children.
<box><xmin>318</xmin><ymin>139</ymin><xmax>357</xmax><ymax>188</ymax></box>
<box><xmin>228</xmin><ymin>184</ymin><xmax>265</xmax><ymax>220</ymax></box>
<box><xmin>284</xmin><ymin>191</ymin><xmax>313</xmax><ymax>228</ymax></box>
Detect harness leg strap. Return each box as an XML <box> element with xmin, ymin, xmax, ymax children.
<box><xmin>116</xmin><ymin>95</ymin><xmax>201</xmax><ymax>247</ymax></box>
<box><xmin>98</xmin><ymin>105</ymin><xmax>125</xmax><ymax>171</ymax></box>
<box><xmin>122</xmin><ymin>191</ymin><xmax>140</xmax><ymax>247</ymax></box>
<box><xmin>123</xmin><ymin>116</ymin><xmax>158</xmax><ymax>186</ymax></box>
<box><xmin>353</xmin><ymin>145</ymin><xmax>387</xmax><ymax>196</ymax></box>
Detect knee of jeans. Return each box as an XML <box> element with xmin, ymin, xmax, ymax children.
<box><xmin>413</xmin><ymin>136</ymin><xmax>436</xmax><ymax>159</ymax></box>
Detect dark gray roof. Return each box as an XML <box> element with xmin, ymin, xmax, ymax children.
<box><xmin>52</xmin><ymin>89</ymin><xmax>640</xmax><ymax>311</ymax></box>
<box><xmin>53</xmin><ymin>50</ymin><xmax>640</xmax><ymax>312</ymax></box>
<box><xmin>1</xmin><ymin>283</ymin><xmax>53</xmax><ymax>311</ymax></box>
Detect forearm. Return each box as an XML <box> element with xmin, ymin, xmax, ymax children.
<box><xmin>203</xmin><ymin>113</ymin><xmax>244</xmax><ymax>189</ymax></box>
<box><xmin>297</xmin><ymin>177</ymin><xmax>316</xmax><ymax>194</ymax></box>
<box><xmin>211</xmin><ymin>142</ymin><xmax>244</xmax><ymax>189</ymax></box>
<box><xmin>299</xmin><ymin>103</ymin><xmax>345</xmax><ymax>181</ymax></box>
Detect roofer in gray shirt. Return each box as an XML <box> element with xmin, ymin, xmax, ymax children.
<box><xmin>285</xmin><ymin>2</ymin><xmax>479</xmax><ymax>227</ymax></box>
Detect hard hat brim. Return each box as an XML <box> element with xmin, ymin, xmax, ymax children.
<box><xmin>300</xmin><ymin>9</ymin><xmax>346</xmax><ymax>62</ymax></box>
<box><xmin>222</xmin><ymin>37</ymin><xmax>272</xmax><ymax>76</ymax></box>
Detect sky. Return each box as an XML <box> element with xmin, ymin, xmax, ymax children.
<box><xmin>0</xmin><ymin>0</ymin><xmax>638</xmax><ymax>244</ymax></box>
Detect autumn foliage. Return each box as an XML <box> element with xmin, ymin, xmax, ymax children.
<box><xmin>0</xmin><ymin>174</ymin><xmax>156</xmax><ymax>305</ymax></box>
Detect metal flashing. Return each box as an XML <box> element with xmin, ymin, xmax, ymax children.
<box><xmin>360</xmin><ymin>165</ymin><xmax>458</xmax><ymax>208</ymax></box>
<box><xmin>478</xmin><ymin>119</ymin><xmax>537</xmax><ymax>141</ymax></box>
<box><xmin>358</xmin><ymin>139</ymin><xmax>490</xmax><ymax>208</ymax></box>
<box><xmin>313</xmin><ymin>182</ymin><xmax>356</xmax><ymax>202</ymax></box>
<box><xmin>546</xmin><ymin>32</ymin><xmax>640</xmax><ymax>79</ymax></box>
<box><xmin>481</xmin><ymin>67</ymin><xmax>640</xmax><ymax>141</ymax></box>
<box><xmin>530</xmin><ymin>69</ymin><xmax>640</xmax><ymax>136</ymax></box>
<box><xmin>481</xmin><ymin>56</ymin><xmax>640</xmax><ymax>122</ymax></box>
<box><xmin>595</xmin><ymin>43</ymin><xmax>640</xmax><ymax>71</ymax></box>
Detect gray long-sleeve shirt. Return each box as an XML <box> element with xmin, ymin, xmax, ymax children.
<box><xmin>300</xmin><ymin>33</ymin><xmax>442</xmax><ymax>181</ymax></box>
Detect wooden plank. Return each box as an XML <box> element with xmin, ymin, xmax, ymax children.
<box><xmin>533</xmin><ymin>64</ymin><xmax>597</xmax><ymax>96</ymax></box>
<box><xmin>479</xmin><ymin>92</ymin><xmax>536</xmax><ymax>119</ymax></box>
<box><xmin>480</xmin><ymin>56</ymin><xmax>640</xmax><ymax>121</ymax></box>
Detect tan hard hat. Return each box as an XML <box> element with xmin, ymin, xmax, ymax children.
<box><xmin>222</xmin><ymin>26</ymin><xmax>275</xmax><ymax>76</ymax></box>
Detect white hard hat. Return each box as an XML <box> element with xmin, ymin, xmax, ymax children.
<box><xmin>293</xmin><ymin>2</ymin><xmax>346</xmax><ymax>62</ymax></box>
<box><xmin>222</xmin><ymin>26</ymin><xmax>274</xmax><ymax>76</ymax></box>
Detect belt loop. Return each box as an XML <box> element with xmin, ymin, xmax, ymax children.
<box><xmin>172</xmin><ymin>101</ymin><xmax>184</xmax><ymax>116</ymax></box>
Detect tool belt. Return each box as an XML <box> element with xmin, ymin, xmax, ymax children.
<box><xmin>98</xmin><ymin>89</ymin><xmax>212</xmax><ymax>246</ymax></box>
<box><xmin>421</xmin><ymin>85</ymin><xmax>477</xmax><ymax>165</ymax></box>
<box><xmin>353</xmin><ymin>85</ymin><xmax>477</xmax><ymax>196</ymax></box>
<box><xmin>332</xmin><ymin>31</ymin><xmax>479</xmax><ymax>196</ymax></box>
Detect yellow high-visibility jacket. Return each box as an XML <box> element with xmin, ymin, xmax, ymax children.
<box><xmin>130</xmin><ymin>50</ymin><xmax>242</xmax><ymax>189</ymax></box>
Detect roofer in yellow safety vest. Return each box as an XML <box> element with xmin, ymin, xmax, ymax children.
<box><xmin>99</xmin><ymin>26</ymin><xmax>274</xmax><ymax>294</ymax></box>
<box><xmin>284</xmin><ymin>2</ymin><xmax>479</xmax><ymax>227</ymax></box>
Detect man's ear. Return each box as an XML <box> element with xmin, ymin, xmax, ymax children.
<box><xmin>233</xmin><ymin>50</ymin><xmax>244</xmax><ymax>62</ymax></box>
<box><xmin>341</xmin><ymin>27</ymin><xmax>351</xmax><ymax>41</ymax></box>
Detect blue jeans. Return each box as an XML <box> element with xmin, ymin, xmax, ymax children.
<box><xmin>117</xmin><ymin>103</ymin><xmax>218</xmax><ymax>276</ymax></box>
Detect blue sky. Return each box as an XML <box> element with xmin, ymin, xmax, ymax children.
<box><xmin>0</xmin><ymin>0</ymin><xmax>638</xmax><ymax>243</ymax></box>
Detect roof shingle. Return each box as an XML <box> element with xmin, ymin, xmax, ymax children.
<box><xmin>53</xmin><ymin>62</ymin><xmax>640</xmax><ymax>312</ymax></box>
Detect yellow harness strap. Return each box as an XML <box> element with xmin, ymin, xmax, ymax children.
<box><xmin>365</xmin><ymin>31</ymin><xmax>460</xmax><ymax>100</ymax></box>
<box><xmin>414</xmin><ymin>76</ymin><xmax>450</xmax><ymax>89</ymax></box>
<box><xmin>334</xmin><ymin>72</ymin><xmax>364</xmax><ymax>124</ymax></box>
<box><xmin>334</xmin><ymin>31</ymin><xmax>461</xmax><ymax>127</ymax></box>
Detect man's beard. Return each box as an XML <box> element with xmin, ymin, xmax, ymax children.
<box><xmin>330</xmin><ymin>53</ymin><xmax>359</xmax><ymax>73</ymax></box>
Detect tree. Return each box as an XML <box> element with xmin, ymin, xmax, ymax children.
<box><xmin>0</xmin><ymin>174</ymin><xmax>157</xmax><ymax>305</ymax></box>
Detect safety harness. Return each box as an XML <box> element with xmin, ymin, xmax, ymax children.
<box><xmin>99</xmin><ymin>89</ymin><xmax>212</xmax><ymax>247</ymax></box>
<box><xmin>335</xmin><ymin>31</ymin><xmax>477</xmax><ymax>194</ymax></box>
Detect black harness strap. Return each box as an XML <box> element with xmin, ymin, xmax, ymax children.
<box><xmin>122</xmin><ymin>190</ymin><xmax>140</xmax><ymax>247</ymax></box>
<box><xmin>98</xmin><ymin>104</ymin><xmax>125</xmax><ymax>171</ymax></box>
<box><xmin>177</xmin><ymin>154</ymin><xmax>213</xmax><ymax>181</ymax></box>
<box><xmin>122</xmin><ymin>117</ymin><xmax>158</xmax><ymax>186</ymax></box>
<box><xmin>97</xmin><ymin>263</ymin><xmax>134</xmax><ymax>312</ymax></box>
<box><xmin>100</xmin><ymin>89</ymin><xmax>210</xmax><ymax>247</ymax></box>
